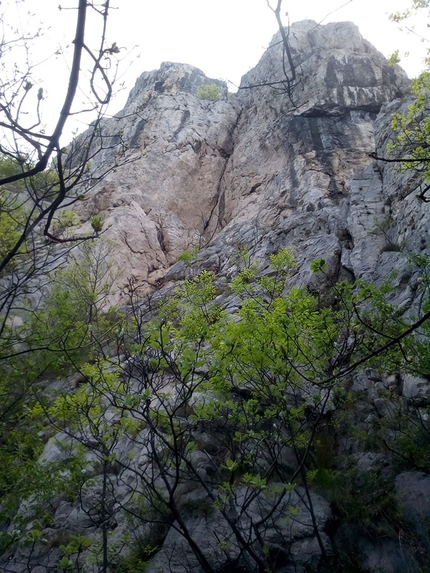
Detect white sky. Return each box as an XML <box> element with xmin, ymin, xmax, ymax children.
<box><xmin>107</xmin><ymin>0</ymin><xmax>427</xmax><ymax>92</ymax></box>
<box><xmin>2</xmin><ymin>0</ymin><xmax>429</xmax><ymax>142</ymax></box>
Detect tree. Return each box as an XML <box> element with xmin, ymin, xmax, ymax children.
<box><xmin>0</xmin><ymin>1</ymin><xmax>134</xmax><ymax>355</ymax></box>
<box><xmin>196</xmin><ymin>84</ymin><xmax>222</xmax><ymax>101</ymax></box>
<box><xmin>7</xmin><ymin>249</ymin><xmax>427</xmax><ymax>572</ymax></box>
<box><xmin>0</xmin><ymin>2</ymin><xmax>136</xmax><ymax>469</ymax></box>
<box><xmin>237</xmin><ymin>0</ymin><xmax>299</xmax><ymax>104</ymax></box>
<box><xmin>2</xmin><ymin>3</ymin><xmax>430</xmax><ymax>571</ymax></box>
<box><xmin>0</xmin><ymin>0</ymin><xmax>114</xmax><ymax>250</ymax></box>
<box><xmin>389</xmin><ymin>0</ymin><xmax>430</xmax><ymax>29</ymax></box>
<box><xmin>369</xmin><ymin>1</ymin><xmax>430</xmax><ymax>201</ymax></box>
<box><xmin>0</xmin><ymin>239</ymin><xmax>122</xmax><ymax>573</ymax></box>
<box><xmin>265</xmin><ymin>0</ymin><xmax>297</xmax><ymax>100</ymax></box>
<box><xmin>384</xmin><ymin>72</ymin><xmax>430</xmax><ymax>202</ymax></box>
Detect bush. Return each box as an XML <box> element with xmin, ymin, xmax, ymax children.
<box><xmin>53</xmin><ymin>210</ymin><xmax>80</xmax><ymax>234</ymax></box>
<box><xmin>91</xmin><ymin>214</ymin><xmax>104</xmax><ymax>233</ymax></box>
<box><xmin>196</xmin><ymin>83</ymin><xmax>221</xmax><ymax>101</ymax></box>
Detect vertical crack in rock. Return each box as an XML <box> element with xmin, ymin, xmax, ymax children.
<box><xmin>202</xmin><ymin>109</ymin><xmax>243</xmax><ymax>236</ymax></box>
<box><xmin>129</xmin><ymin>117</ymin><xmax>146</xmax><ymax>148</ymax></box>
<box><xmin>172</xmin><ymin>109</ymin><xmax>191</xmax><ymax>140</ymax></box>
<box><xmin>156</xmin><ymin>225</ymin><xmax>167</xmax><ymax>254</ymax></box>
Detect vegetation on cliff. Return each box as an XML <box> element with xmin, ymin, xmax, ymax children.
<box><xmin>1</xmin><ymin>240</ymin><xmax>430</xmax><ymax>571</ymax></box>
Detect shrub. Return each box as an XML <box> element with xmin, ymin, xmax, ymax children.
<box><xmin>177</xmin><ymin>248</ymin><xmax>199</xmax><ymax>266</ymax></box>
<box><xmin>91</xmin><ymin>214</ymin><xmax>104</xmax><ymax>233</ymax></box>
<box><xmin>53</xmin><ymin>210</ymin><xmax>79</xmax><ymax>234</ymax></box>
<box><xmin>196</xmin><ymin>83</ymin><xmax>221</xmax><ymax>101</ymax></box>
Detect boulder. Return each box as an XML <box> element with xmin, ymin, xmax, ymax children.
<box><xmin>146</xmin><ymin>484</ymin><xmax>332</xmax><ymax>573</ymax></box>
<box><xmin>395</xmin><ymin>471</ymin><xmax>430</xmax><ymax>551</ymax></box>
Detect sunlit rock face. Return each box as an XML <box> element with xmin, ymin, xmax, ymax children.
<box><xmin>71</xmin><ymin>62</ymin><xmax>238</xmax><ymax>296</ymax></box>
<box><xmin>166</xmin><ymin>21</ymin><xmax>414</xmax><ymax>298</ymax></box>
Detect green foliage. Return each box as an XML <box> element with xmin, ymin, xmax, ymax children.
<box><xmin>164</xmin><ymin>269</ymin><xmax>225</xmax><ymax>345</ymax></box>
<box><xmin>91</xmin><ymin>214</ymin><xmax>104</xmax><ymax>233</ymax></box>
<box><xmin>177</xmin><ymin>248</ymin><xmax>199</xmax><ymax>267</ymax></box>
<box><xmin>388</xmin><ymin>49</ymin><xmax>401</xmax><ymax>66</ymax></box>
<box><xmin>0</xmin><ymin>153</ymin><xmax>65</xmax><ymax>269</ymax></box>
<box><xmin>386</xmin><ymin>3</ymin><xmax>430</xmax><ymax>204</ymax></box>
<box><xmin>57</xmin><ymin>535</ymin><xmax>93</xmax><ymax>572</ymax></box>
<box><xmin>27</xmin><ymin>239</ymin><xmax>119</xmax><ymax>369</ymax></box>
<box><xmin>0</xmin><ymin>153</ymin><xmax>60</xmax><ymax>200</ymax></box>
<box><xmin>369</xmin><ymin>216</ymin><xmax>404</xmax><ymax>253</ymax></box>
<box><xmin>1</xmin><ymin>241</ymin><xmax>429</xmax><ymax>571</ymax></box>
<box><xmin>310</xmin><ymin>258</ymin><xmax>327</xmax><ymax>274</ymax></box>
<box><xmin>196</xmin><ymin>83</ymin><xmax>222</xmax><ymax>101</ymax></box>
<box><xmin>390</xmin><ymin>0</ymin><xmax>430</xmax><ymax>24</ymax></box>
<box><xmin>383</xmin><ymin>404</ymin><xmax>430</xmax><ymax>472</ymax></box>
<box><xmin>389</xmin><ymin>72</ymin><xmax>430</xmax><ymax>183</ymax></box>
<box><xmin>113</xmin><ymin>539</ymin><xmax>160</xmax><ymax>573</ymax></box>
<box><xmin>0</xmin><ymin>237</ymin><xmax>122</xmax><ymax>548</ymax></box>
<box><xmin>403</xmin><ymin>253</ymin><xmax>430</xmax><ymax>376</ymax></box>
<box><xmin>52</xmin><ymin>210</ymin><xmax>80</xmax><ymax>234</ymax></box>
<box><xmin>0</xmin><ymin>155</ymin><xmax>24</xmax><ymax>179</ymax></box>
<box><xmin>0</xmin><ymin>192</ymin><xmax>26</xmax><ymax>265</ymax></box>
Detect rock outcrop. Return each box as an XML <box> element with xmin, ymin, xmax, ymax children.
<box><xmin>71</xmin><ymin>62</ymin><xmax>238</xmax><ymax>294</ymax></box>
<box><xmin>70</xmin><ymin>20</ymin><xmax>413</xmax><ymax>305</ymax></box>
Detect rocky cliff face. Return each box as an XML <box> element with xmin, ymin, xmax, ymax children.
<box><xmin>5</xmin><ymin>20</ymin><xmax>430</xmax><ymax>573</ymax></box>
<box><xmin>71</xmin><ymin>62</ymin><xmax>238</xmax><ymax>294</ymax></box>
<box><xmin>71</xmin><ymin>20</ymin><xmax>413</xmax><ymax>304</ymax></box>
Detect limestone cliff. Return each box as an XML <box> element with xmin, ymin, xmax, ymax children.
<box><xmin>4</xmin><ymin>20</ymin><xmax>430</xmax><ymax>573</ymax></box>
<box><xmin>70</xmin><ymin>21</ymin><xmax>413</xmax><ymax>305</ymax></box>
<box><xmin>70</xmin><ymin>62</ymin><xmax>238</xmax><ymax>295</ymax></box>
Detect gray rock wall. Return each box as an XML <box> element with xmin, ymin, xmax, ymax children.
<box><xmin>66</xmin><ymin>21</ymin><xmax>413</xmax><ymax>305</ymax></box>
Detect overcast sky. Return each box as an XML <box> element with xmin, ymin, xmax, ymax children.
<box><xmin>112</xmin><ymin>0</ymin><xmax>426</xmax><ymax>83</ymax></box>
<box><xmin>108</xmin><ymin>0</ymin><xmax>427</xmax><ymax>91</ymax></box>
<box><xmin>3</xmin><ymin>0</ymin><xmax>429</xmax><ymax>141</ymax></box>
